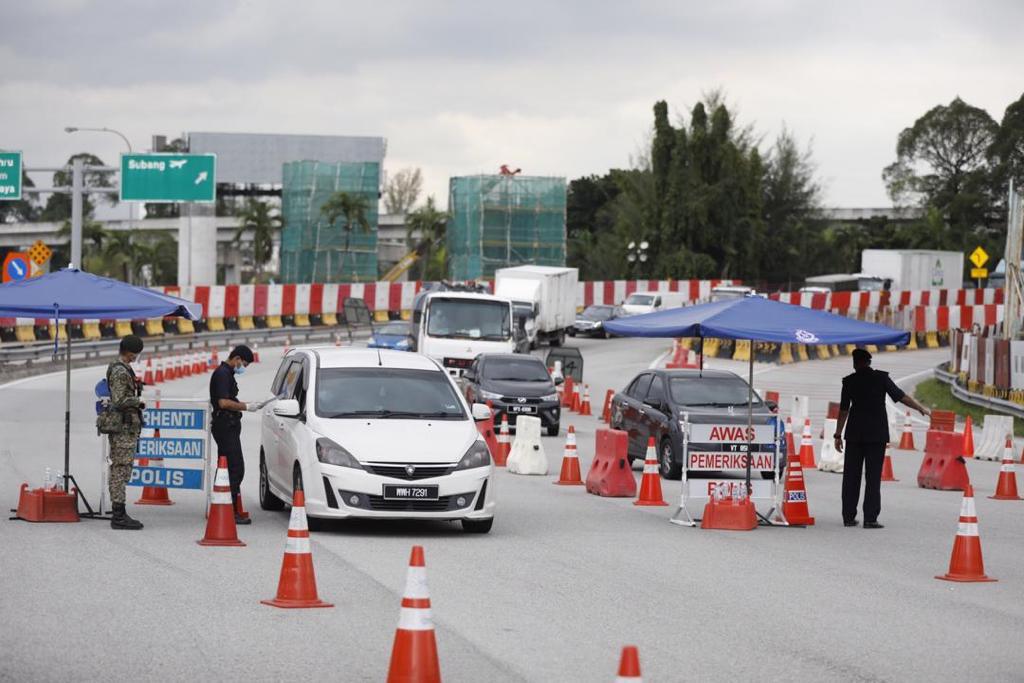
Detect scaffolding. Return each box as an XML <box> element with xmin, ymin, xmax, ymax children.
<box><xmin>280</xmin><ymin>160</ymin><xmax>380</xmax><ymax>282</ymax></box>
<box><xmin>447</xmin><ymin>174</ymin><xmax>567</xmax><ymax>280</ymax></box>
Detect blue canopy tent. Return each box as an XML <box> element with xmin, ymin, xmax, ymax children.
<box><xmin>603</xmin><ymin>295</ymin><xmax>910</xmax><ymax>519</ymax></box>
<box><xmin>0</xmin><ymin>268</ymin><xmax>201</xmax><ymax>510</ymax></box>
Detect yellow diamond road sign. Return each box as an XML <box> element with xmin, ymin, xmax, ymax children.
<box><xmin>969</xmin><ymin>246</ymin><xmax>989</xmax><ymax>269</ymax></box>
<box><xmin>28</xmin><ymin>240</ymin><xmax>52</xmax><ymax>266</ymax></box>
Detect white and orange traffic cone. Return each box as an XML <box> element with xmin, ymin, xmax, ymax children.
<box><xmin>990</xmin><ymin>436</ymin><xmax>1022</xmax><ymax>501</ymax></box>
<box><xmin>784</xmin><ymin>416</ymin><xmax>796</xmax><ymax>462</ymax></box>
<box><xmin>634</xmin><ymin>437</ymin><xmax>667</xmax><ymax>506</ymax></box>
<box><xmin>495</xmin><ymin>414</ymin><xmax>511</xmax><ymax>467</ymax></box>
<box><xmin>136</xmin><ymin>391</ymin><xmax>174</xmax><ymax>506</ymax></box>
<box><xmin>154</xmin><ymin>356</ymin><xmax>164</xmax><ymax>384</ymax></box>
<box><xmin>387</xmin><ymin>546</ymin><xmax>441</xmax><ymax>683</ymax></box>
<box><xmin>193</xmin><ymin>351</ymin><xmax>203</xmax><ymax>375</ymax></box>
<box><xmin>578</xmin><ymin>385</ymin><xmax>593</xmax><ymax>416</ymax></box>
<box><xmin>208</xmin><ymin>346</ymin><xmax>219</xmax><ymax>370</ymax></box>
<box><xmin>253</xmin><ymin>343</ymin><xmax>261</xmax><ymax>363</ymax></box>
<box><xmin>183</xmin><ymin>352</ymin><xmax>192</xmax><ymax>377</ymax></box>
<box><xmin>616</xmin><ymin>645</ymin><xmax>642</xmax><ymax>682</ymax></box>
<box><xmin>962</xmin><ymin>415</ymin><xmax>975</xmax><ymax>458</ymax></box>
<box><xmin>261</xmin><ymin>480</ymin><xmax>333</xmax><ymax>608</ymax></box>
<box><xmin>798</xmin><ymin>418</ymin><xmax>816</xmax><ymax>469</ymax></box>
<box><xmin>881</xmin><ymin>444</ymin><xmax>898</xmax><ymax>482</ymax></box>
<box><xmin>571</xmin><ymin>382</ymin><xmax>582</xmax><ymax>413</ymax></box>
<box><xmin>600</xmin><ymin>389</ymin><xmax>614</xmax><ymax>424</ymax></box>
<box><xmin>898</xmin><ymin>411</ymin><xmax>916</xmax><ymax>450</ymax></box>
<box><xmin>936</xmin><ymin>485</ymin><xmax>996</xmax><ymax>582</ymax></box>
<box><xmin>197</xmin><ymin>456</ymin><xmax>245</xmax><ymax>547</ymax></box>
<box><xmin>782</xmin><ymin>450</ymin><xmax>815</xmax><ymax>525</ymax></box>
<box><xmin>142</xmin><ymin>358</ymin><xmax>154</xmax><ymax>385</ymax></box>
<box><xmin>554</xmin><ymin>425</ymin><xmax>583</xmax><ymax>486</ymax></box>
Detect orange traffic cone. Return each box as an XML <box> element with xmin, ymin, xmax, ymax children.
<box><xmin>578</xmin><ymin>385</ymin><xmax>593</xmax><ymax>416</ymax></box>
<box><xmin>881</xmin><ymin>445</ymin><xmax>898</xmax><ymax>482</ymax></box>
<box><xmin>234</xmin><ymin>494</ymin><xmax>251</xmax><ymax>520</ymax></box>
<box><xmin>561</xmin><ymin>376</ymin><xmax>575</xmax><ymax>408</ymax></box>
<box><xmin>154</xmin><ymin>356</ymin><xmax>164</xmax><ymax>384</ymax></box>
<box><xmin>183</xmin><ymin>352</ymin><xmax>192</xmax><ymax>377</ymax></box>
<box><xmin>197</xmin><ymin>456</ymin><xmax>245</xmax><ymax>547</ymax></box>
<box><xmin>616</xmin><ymin>645</ymin><xmax>642</xmax><ymax>682</ymax></box>
<box><xmin>962</xmin><ymin>415</ymin><xmax>975</xmax><ymax>458</ymax></box>
<box><xmin>782</xmin><ymin>450</ymin><xmax>815</xmax><ymax>525</ymax></box>
<box><xmin>253</xmin><ymin>343</ymin><xmax>261</xmax><ymax>363</ymax></box>
<box><xmin>554</xmin><ymin>426</ymin><xmax>583</xmax><ymax>485</ymax></box>
<box><xmin>136</xmin><ymin>399</ymin><xmax>175</xmax><ymax>506</ymax></box>
<box><xmin>208</xmin><ymin>346</ymin><xmax>218</xmax><ymax>370</ymax></box>
<box><xmin>798</xmin><ymin>418</ymin><xmax>816</xmax><ymax>469</ymax></box>
<box><xmin>571</xmin><ymin>382</ymin><xmax>582</xmax><ymax>413</ymax></box>
<box><xmin>495</xmin><ymin>414</ymin><xmax>511</xmax><ymax>467</ymax></box>
<box><xmin>898</xmin><ymin>411</ymin><xmax>916</xmax><ymax>450</ymax></box>
<box><xmin>142</xmin><ymin>358</ymin><xmax>154</xmax><ymax>385</ymax></box>
<box><xmin>784</xmin><ymin>417</ymin><xmax>796</xmax><ymax>461</ymax></box>
<box><xmin>600</xmin><ymin>389</ymin><xmax>614</xmax><ymax>424</ymax></box>
<box><xmin>386</xmin><ymin>546</ymin><xmax>441</xmax><ymax>683</ymax></box>
<box><xmin>261</xmin><ymin>481</ymin><xmax>332</xmax><ymax>608</ymax></box>
<box><xmin>936</xmin><ymin>485</ymin><xmax>996</xmax><ymax>582</ymax></box>
<box><xmin>990</xmin><ymin>436</ymin><xmax>1022</xmax><ymax>501</ymax></box>
<box><xmin>634</xmin><ymin>437</ymin><xmax>668</xmax><ymax>506</ymax></box>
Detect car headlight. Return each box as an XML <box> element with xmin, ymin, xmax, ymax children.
<box><xmin>541</xmin><ymin>393</ymin><xmax>559</xmax><ymax>401</ymax></box>
<box><xmin>479</xmin><ymin>389</ymin><xmax>502</xmax><ymax>400</ymax></box>
<box><xmin>316</xmin><ymin>437</ymin><xmax>364</xmax><ymax>469</ymax></box>
<box><xmin>454</xmin><ymin>440</ymin><xmax>491</xmax><ymax>470</ymax></box>
<box><xmin>395</xmin><ymin>339</ymin><xmax>410</xmax><ymax>349</ymax></box>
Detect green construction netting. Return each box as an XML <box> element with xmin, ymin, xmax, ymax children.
<box><xmin>447</xmin><ymin>175</ymin><xmax>567</xmax><ymax>280</ymax></box>
<box><xmin>280</xmin><ymin>160</ymin><xmax>380</xmax><ymax>282</ymax></box>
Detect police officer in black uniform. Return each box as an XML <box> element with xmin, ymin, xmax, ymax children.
<box><xmin>209</xmin><ymin>345</ymin><xmax>256</xmax><ymax>524</ymax></box>
<box><xmin>833</xmin><ymin>348</ymin><xmax>930</xmax><ymax>528</ymax></box>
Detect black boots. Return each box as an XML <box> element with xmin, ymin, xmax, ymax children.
<box><xmin>111</xmin><ymin>503</ymin><xmax>144</xmax><ymax>530</ymax></box>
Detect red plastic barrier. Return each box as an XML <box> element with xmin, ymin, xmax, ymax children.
<box><xmin>15</xmin><ymin>483</ymin><xmax>80</xmax><ymax>523</ymax></box>
<box><xmin>917</xmin><ymin>430</ymin><xmax>969</xmax><ymax>490</ymax></box>
<box><xmin>585</xmin><ymin>429</ymin><xmax>636</xmax><ymax>498</ymax></box>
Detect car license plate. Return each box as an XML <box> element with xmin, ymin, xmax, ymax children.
<box><xmin>383</xmin><ymin>484</ymin><xmax>439</xmax><ymax>501</ymax></box>
<box><xmin>508</xmin><ymin>404</ymin><xmax>537</xmax><ymax>414</ymax></box>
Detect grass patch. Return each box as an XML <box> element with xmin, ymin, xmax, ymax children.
<box><xmin>914</xmin><ymin>378</ymin><xmax>1024</xmax><ymax>437</ymax></box>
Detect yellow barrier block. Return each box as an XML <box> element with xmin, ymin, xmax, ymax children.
<box><xmin>816</xmin><ymin>345</ymin><xmax>831</xmax><ymax>360</ymax></box>
<box><xmin>831</xmin><ymin>345</ymin><xmax>841</xmax><ymax>356</ymax></box>
<box><xmin>114</xmin><ymin>321</ymin><xmax>133</xmax><ymax>338</ymax></box>
<box><xmin>400</xmin><ymin>310</ymin><xmax>411</xmax><ymax>321</ymax></box>
<box><xmin>294</xmin><ymin>314</ymin><xmax>311</xmax><ymax>327</ymax></box>
<box><xmin>266</xmin><ymin>315</ymin><xmax>283</xmax><ymax>329</ymax></box>
<box><xmin>321</xmin><ymin>313</ymin><xmax>338</xmax><ymax>326</ymax></box>
<box><xmin>238</xmin><ymin>316</ymin><xmax>255</xmax><ymax>330</ymax></box>
<box><xmin>732</xmin><ymin>339</ymin><xmax>751</xmax><ymax>362</ymax></box>
<box><xmin>47</xmin><ymin>323</ymin><xmax>68</xmax><ymax>341</ymax></box>
<box><xmin>177</xmin><ymin>319</ymin><xmax>195</xmax><ymax>334</ymax></box>
<box><xmin>845</xmin><ymin>344</ymin><xmax>857</xmax><ymax>355</ymax></box>
<box><xmin>145</xmin><ymin>319</ymin><xmax>165</xmax><ymax>336</ymax></box>
<box><xmin>704</xmin><ymin>338</ymin><xmax>720</xmax><ymax>358</ymax></box>
<box><xmin>679</xmin><ymin>338</ymin><xmax>694</xmax><ymax>350</ymax></box>
<box><xmin>866</xmin><ymin>345</ymin><xmax>878</xmax><ymax>354</ymax></box>
<box><xmin>206</xmin><ymin>317</ymin><xmax>225</xmax><ymax>332</ymax></box>
<box><xmin>778</xmin><ymin>343</ymin><xmax>793</xmax><ymax>365</ymax></box>
<box><xmin>884</xmin><ymin>345</ymin><xmax>897</xmax><ymax>353</ymax></box>
<box><xmin>373</xmin><ymin>310</ymin><xmax>389</xmax><ymax>322</ymax></box>
<box><xmin>797</xmin><ymin>345</ymin><xmax>809</xmax><ymax>362</ymax></box>
<box><xmin>81</xmin><ymin>322</ymin><xmax>102</xmax><ymax>340</ymax></box>
<box><xmin>907</xmin><ymin>333</ymin><xmax>918</xmax><ymax>350</ymax></box>
<box><xmin>925</xmin><ymin>332</ymin><xmax>938</xmax><ymax>349</ymax></box>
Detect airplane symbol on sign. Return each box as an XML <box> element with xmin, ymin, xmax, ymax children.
<box><xmin>194</xmin><ymin>171</ymin><xmax>208</xmax><ymax>185</ymax></box>
<box><xmin>169</xmin><ymin>159</ymin><xmax>187</xmax><ymax>169</ymax></box>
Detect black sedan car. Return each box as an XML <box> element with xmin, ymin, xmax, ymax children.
<box><xmin>568</xmin><ymin>304</ymin><xmax>620</xmax><ymax>338</ymax></box>
<box><xmin>609</xmin><ymin>368</ymin><xmax>782</xmax><ymax>479</ymax></box>
<box><xmin>463</xmin><ymin>353</ymin><xmax>561</xmax><ymax>436</ymax></box>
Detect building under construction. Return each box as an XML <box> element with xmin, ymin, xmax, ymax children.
<box><xmin>280</xmin><ymin>160</ymin><xmax>380</xmax><ymax>282</ymax></box>
<box><xmin>447</xmin><ymin>174</ymin><xmax>567</xmax><ymax>280</ymax></box>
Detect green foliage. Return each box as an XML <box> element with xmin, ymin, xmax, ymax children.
<box><xmin>40</xmin><ymin>153</ymin><xmax>115</xmax><ymax>222</ymax></box>
<box><xmin>319</xmin><ymin>191</ymin><xmax>371</xmax><ymax>278</ymax></box>
<box><xmin>233</xmin><ymin>199</ymin><xmax>282</xmax><ymax>280</ymax></box>
<box><xmin>0</xmin><ymin>171</ymin><xmax>39</xmax><ymax>222</ymax></box>
<box><xmin>405</xmin><ymin>196</ymin><xmax>448</xmax><ymax>280</ymax></box>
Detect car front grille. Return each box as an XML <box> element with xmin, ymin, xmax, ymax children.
<box><xmin>500</xmin><ymin>396</ymin><xmax>542</xmax><ymax>404</ymax></box>
<box><xmin>364</xmin><ymin>464</ymin><xmax>452</xmax><ymax>480</ymax></box>
<box><xmin>365</xmin><ymin>495</ymin><xmax>454</xmax><ymax>512</ymax></box>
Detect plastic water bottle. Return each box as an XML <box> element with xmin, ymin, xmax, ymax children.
<box><xmin>54</xmin><ymin>470</ymin><xmax>64</xmax><ymax>490</ymax></box>
<box><xmin>44</xmin><ymin>467</ymin><xmax>53</xmax><ymax>491</ymax></box>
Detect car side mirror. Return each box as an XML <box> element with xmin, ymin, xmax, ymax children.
<box><xmin>273</xmin><ymin>399</ymin><xmax>301</xmax><ymax>418</ymax></box>
<box><xmin>471</xmin><ymin>403</ymin><xmax>492</xmax><ymax>421</ymax></box>
<box><xmin>765</xmin><ymin>400</ymin><xmax>778</xmax><ymax>413</ymax></box>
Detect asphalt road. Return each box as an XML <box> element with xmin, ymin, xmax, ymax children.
<box><xmin>2</xmin><ymin>338</ymin><xmax>1021</xmax><ymax>682</ymax></box>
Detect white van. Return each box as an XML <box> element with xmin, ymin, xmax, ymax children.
<box><xmin>619</xmin><ymin>290</ymin><xmax>688</xmax><ymax>316</ymax></box>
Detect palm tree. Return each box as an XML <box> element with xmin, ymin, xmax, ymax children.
<box><xmin>233</xmin><ymin>199</ymin><xmax>282</xmax><ymax>281</ymax></box>
<box><xmin>319</xmin><ymin>191</ymin><xmax>371</xmax><ymax>281</ymax></box>
<box><xmin>101</xmin><ymin>231</ymin><xmax>151</xmax><ymax>284</ymax></box>
<box><xmin>405</xmin><ymin>196</ymin><xmax>449</xmax><ymax>280</ymax></box>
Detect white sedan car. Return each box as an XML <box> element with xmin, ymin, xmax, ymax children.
<box><xmin>258</xmin><ymin>347</ymin><xmax>495</xmax><ymax>533</ymax></box>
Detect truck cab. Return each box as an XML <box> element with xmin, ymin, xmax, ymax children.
<box><xmin>413</xmin><ymin>291</ymin><xmax>516</xmax><ymax>377</ymax></box>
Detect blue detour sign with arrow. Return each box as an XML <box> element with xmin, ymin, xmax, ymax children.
<box><xmin>2</xmin><ymin>252</ymin><xmax>30</xmax><ymax>283</ymax></box>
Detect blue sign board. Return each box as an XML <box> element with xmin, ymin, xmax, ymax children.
<box><xmin>143</xmin><ymin>408</ymin><xmax>206</xmax><ymax>431</ymax></box>
<box><xmin>135</xmin><ymin>437</ymin><xmax>205</xmax><ymax>460</ymax></box>
<box><xmin>4</xmin><ymin>255</ymin><xmax>28</xmax><ymax>282</ymax></box>
<box><xmin>128</xmin><ymin>465</ymin><xmax>204</xmax><ymax>490</ymax></box>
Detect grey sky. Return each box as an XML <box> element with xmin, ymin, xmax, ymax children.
<box><xmin>2</xmin><ymin>0</ymin><xmax>1022</xmax><ymax>209</ymax></box>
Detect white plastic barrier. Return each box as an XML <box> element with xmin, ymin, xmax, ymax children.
<box><xmin>817</xmin><ymin>418</ymin><xmax>844</xmax><ymax>473</ymax></box>
<box><xmin>505</xmin><ymin>416</ymin><xmax>548</xmax><ymax>475</ymax></box>
<box><xmin>790</xmin><ymin>395</ymin><xmax>810</xmax><ymax>424</ymax></box>
<box><xmin>974</xmin><ymin>415</ymin><xmax>1014</xmax><ymax>461</ymax></box>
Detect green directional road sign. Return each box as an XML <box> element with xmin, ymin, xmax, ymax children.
<box><xmin>0</xmin><ymin>151</ymin><xmax>23</xmax><ymax>201</ymax></box>
<box><xmin>120</xmin><ymin>153</ymin><xmax>216</xmax><ymax>203</ymax></box>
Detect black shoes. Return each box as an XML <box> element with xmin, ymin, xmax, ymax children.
<box><xmin>863</xmin><ymin>521</ymin><xmax>884</xmax><ymax>529</ymax></box>
<box><xmin>110</xmin><ymin>503</ymin><xmax>144</xmax><ymax>530</ymax></box>
<box><xmin>844</xmin><ymin>520</ymin><xmax>858</xmax><ymax>527</ymax></box>
<box><xmin>235</xmin><ymin>515</ymin><xmax>252</xmax><ymax>526</ymax></box>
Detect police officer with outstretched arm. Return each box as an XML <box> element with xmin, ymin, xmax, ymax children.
<box><xmin>209</xmin><ymin>345</ymin><xmax>257</xmax><ymax>525</ymax></box>
<box><xmin>107</xmin><ymin>335</ymin><xmax>146</xmax><ymax>530</ymax></box>
<box><xmin>833</xmin><ymin>348</ymin><xmax>930</xmax><ymax>528</ymax></box>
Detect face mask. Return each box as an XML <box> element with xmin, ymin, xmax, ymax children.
<box><xmin>234</xmin><ymin>365</ymin><xmax>246</xmax><ymax>375</ymax></box>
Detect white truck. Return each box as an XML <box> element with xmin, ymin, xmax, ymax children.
<box><xmin>860</xmin><ymin>249</ymin><xmax>963</xmax><ymax>290</ymax></box>
<box><xmin>494</xmin><ymin>266</ymin><xmax>578</xmax><ymax>347</ymax></box>
<box><xmin>412</xmin><ymin>290</ymin><xmax>517</xmax><ymax>377</ymax></box>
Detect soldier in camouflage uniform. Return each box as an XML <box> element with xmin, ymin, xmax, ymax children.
<box><xmin>107</xmin><ymin>335</ymin><xmax>146</xmax><ymax>530</ymax></box>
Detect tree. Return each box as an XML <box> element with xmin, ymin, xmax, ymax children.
<box><xmin>383</xmin><ymin>167</ymin><xmax>423</xmax><ymax>214</ymax></box>
<box><xmin>0</xmin><ymin>171</ymin><xmax>39</xmax><ymax>223</ymax></box>
<box><xmin>233</xmin><ymin>199</ymin><xmax>282</xmax><ymax>280</ymax></box>
<box><xmin>320</xmin><ymin>191</ymin><xmax>371</xmax><ymax>278</ymax></box>
<box><xmin>404</xmin><ymin>196</ymin><xmax>448</xmax><ymax>280</ymax></box>
<box><xmin>760</xmin><ymin>129</ymin><xmax>822</xmax><ymax>284</ymax></box>
<box><xmin>40</xmin><ymin>153</ymin><xmax>115</xmax><ymax>222</ymax></box>
<box><xmin>990</xmin><ymin>92</ymin><xmax>1024</xmax><ymax>191</ymax></box>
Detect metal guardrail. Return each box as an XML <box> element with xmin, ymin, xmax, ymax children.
<box><xmin>932</xmin><ymin>364</ymin><xmax>1024</xmax><ymax>420</ymax></box>
<box><xmin>0</xmin><ymin>324</ymin><xmax>373</xmax><ymax>366</ymax></box>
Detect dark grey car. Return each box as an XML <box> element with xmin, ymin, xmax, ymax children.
<box><xmin>609</xmin><ymin>368</ymin><xmax>782</xmax><ymax>479</ymax></box>
<box><xmin>463</xmin><ymin>354</ymin><xmax>562</xmax><ymax>436</ymax></box>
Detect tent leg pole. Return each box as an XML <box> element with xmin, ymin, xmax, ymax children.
<box><xmin>746</xmin><ymin>346</ymin><xmax>753</xmax><ymax>493</ymax></box>
<box><xmin>64</xmin><ymin>326</ymin><xmax>71</xmax><ymax>493</ymax></box>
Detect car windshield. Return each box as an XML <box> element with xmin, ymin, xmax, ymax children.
<box><xmin>483</xmin><ymin>358</ymin><xmax>552</xmax><ymax>382</ymax></box>
<box><xmin>581</xmin><ymin>306</ymin><xmax>614</xmax><ymax>320</ymax></box>
<box><xmin>427</xmin><ymin>298</ymin><xmax>511</xmax><ymax>340</ymax></box>
<box><xmin>316</xmin><ymin>368</ymin><xmax>465</xmax><ymax>419</ymax></box>
<box><xmin>625</xmin><ymin>294</ymin><xmax>655</xmax><ymax>305</ymax></box>
<box><xmin>669</xmin><ymin>376</ymin><xmax>762</xmax><ymax>407</ymax></box>
<box><xmin>376</xmin><ymin>322</ymin><xmax>410</xmax><ymax>336</ymax></box>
